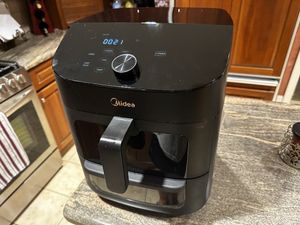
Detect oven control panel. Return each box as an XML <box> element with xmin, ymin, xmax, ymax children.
<box><xmin>0</xmin><ymin>67</ymin><xmax>31</xmax><ymax>103</ymax></box>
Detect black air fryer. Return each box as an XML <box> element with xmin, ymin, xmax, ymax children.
<box><xmin>53</xmin><ymin>8</ymin><xmax>233</xmax><ymax>215</ymax></box>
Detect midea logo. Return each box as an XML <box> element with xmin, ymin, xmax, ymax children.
<box><xmin>110</xmin><ymin>98</ymin><xmax>135</xmax><ymax>108</ymax></box>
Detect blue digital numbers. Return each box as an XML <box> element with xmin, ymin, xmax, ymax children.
<box><xmin>102</xmin><ymin>38</ymin><xmax>123</xmax><ymax>46</ymax></box>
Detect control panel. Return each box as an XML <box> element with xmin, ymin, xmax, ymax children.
<box><xmin>54</xmin><ymin>20</ymin><xmax>233</xmax><ymax>91</ymax></box>
<box><xmin>0</xmin><ymin>67</ymin><xmax>31</xmax><ymax>103</ymax></box>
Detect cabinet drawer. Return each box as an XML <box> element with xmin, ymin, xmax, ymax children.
<box><xmin>29</xmin><ymin>59</ymin><xmax>55</xmax><ymax>91</ymax></box>
<box><xmin>226</xmin><ymin>86</ymin><xmax>274</xmax><ymax>100</ymax></box>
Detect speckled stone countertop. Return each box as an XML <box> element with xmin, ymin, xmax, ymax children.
<box><xmin>0</xmin><ymin>29</ymin><xmax>65</xmax><ymax>70</ymax></box>
<box><xmin>64</xmin><ymin>97</ymin><xmax>300</xmax><ymax>225</ymax></box>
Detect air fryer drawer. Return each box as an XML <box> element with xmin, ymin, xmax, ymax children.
<box><xmin>84</xmin><ymin>160</ymin><xmax>186</xmax><ymax>208</ymax></box>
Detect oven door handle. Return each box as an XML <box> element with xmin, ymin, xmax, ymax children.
<box><xmin>3</xmin><ymin>88</ymin><xmax>33</xmax><ymax>114</ymax></box>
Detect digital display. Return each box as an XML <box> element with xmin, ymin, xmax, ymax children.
<box><xmin>102</xmin><ymin>38</ymin><xmax>123</xmax><ymax>46</ymax></box>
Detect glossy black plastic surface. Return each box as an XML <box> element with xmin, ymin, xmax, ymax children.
<box><xmin>98</xmin><ymin>116</ymin><xmax>134</xmax><ymax>193</ymax></box>
<box><xmin>53</xmin><ymin>8</ymin><xmax>232</xmax><ymax>91</ymax></box>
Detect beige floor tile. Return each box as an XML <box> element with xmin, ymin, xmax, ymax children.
<box><xmin>58</xmin><ymin>216</ymin><xmax>74</xmax><ymax>225</ymax></box>
<box><xmin>45</xmin><ymin>162</ymin><xmax>84</xmax><ymax>196</ymax></box>
<box><xmin>62</xmin><ymin>145</ymin><xmax>76</xmax><ymax>161</ymax></box>
<box><xmin>15</xmin><ymin>189</ymin><xmax>68</xmax><ymax>225</ymax></box>
<box><xmin>69</xmin><ymin>152</ymin><xmax>81</xmax><ymax>165</ymax></box>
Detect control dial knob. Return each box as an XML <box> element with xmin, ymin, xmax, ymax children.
<box><xmin>15</xmin><ymin>74</ymin><xmax>26</xmax><ymax>84</ymax></box>
<box><xmin>6</xmin><ymin>78</ymin><xmax>17</xmax><ymax>89</ymax></box>
<box><xmin>0</xmin><ymin>83</ymin><xmax>8</xmax><ymax>93</ymax></box>
<box><xmin>111</xmin><ymin>54</ymin><xmax>139</xmax><ymax>83</ymax></box>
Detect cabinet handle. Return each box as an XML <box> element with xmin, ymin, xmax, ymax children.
<box><xmin>41</xmin><ymin>98</ymin><xmax>46</xmax><ymax>103</ymax></box>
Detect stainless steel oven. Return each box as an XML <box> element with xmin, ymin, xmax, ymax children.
<box><xmin>0</xmin><ymin>85</ymin><xmax>62</xmax><ymax>224</ymax></box>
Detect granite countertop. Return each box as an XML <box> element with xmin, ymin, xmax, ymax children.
<box><xmin>64</xmin><ymin>96</ymin><xmax>300</xmax><ymax>225</ymax></box>
<box><xmin>0</xmin><ymin>29</ymin><xmax>65</xmax><ymax>70</ymax></box>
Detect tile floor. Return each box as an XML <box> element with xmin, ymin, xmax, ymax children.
<box><xmin>14</xmin><ymin>145</ymin><xmax>82</xmax><ymax>225</ymax></box>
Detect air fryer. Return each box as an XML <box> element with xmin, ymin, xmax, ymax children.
<box><xmin>53</xmin><ymin>7</ymin><xmax>233</xmax><ymax>215</ymax></box>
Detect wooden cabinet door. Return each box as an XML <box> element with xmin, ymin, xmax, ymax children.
<box><xmin>29</xmin><ymin>60</ymin><xmax>55</xmax><ymax>91</ymax></box>
<box><xmin>230</xmin><ymin>0</ymin><xmax>293</xmax><ymax>76</ymax></box>
<box><xmin>60</xmin><ymin>0</ymin><xmax>104</xmax><ymax>24</ymax></box>
<box><xmin>189</xmin><ymin>0</ymin><xmax>232</xmax><ymax>11</ymax></box>
<box><xmin>38</xmin><ymin>81</ymin><xmax>73</xmax><ymax>153</ymax></box>
<box><xmin>175</xmin><ymin>0</ymin><xmax>300</xmax><ymax>78</ymax></box>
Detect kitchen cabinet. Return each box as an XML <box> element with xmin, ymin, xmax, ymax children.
<box><xmin>176</xmin><ymin>0</ymin><xmax>300</xmax><ymax>99</ymax></box>
<box><xmin>30</xmin><ymin>59</ymin><xmax>55</xmax><ymax>90</ymax></box>
<box><xmin>176</xmin><ymin>0</ymin><xmax>300</xmax><ymax>77</ymax></box>
<box><xmin>46</xmin><ymin>0</ymin><xmax>104</xmax><ymax>26</ymax></box>
<box><xmin>29</xmin><ymin>59</ymin><xmax>73</xmax><ymax>154</ymax></box>
<box><xmin>61</xmin><ymin>0</ymin><xmax>104</xmax><ymax>24</ymax></box>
